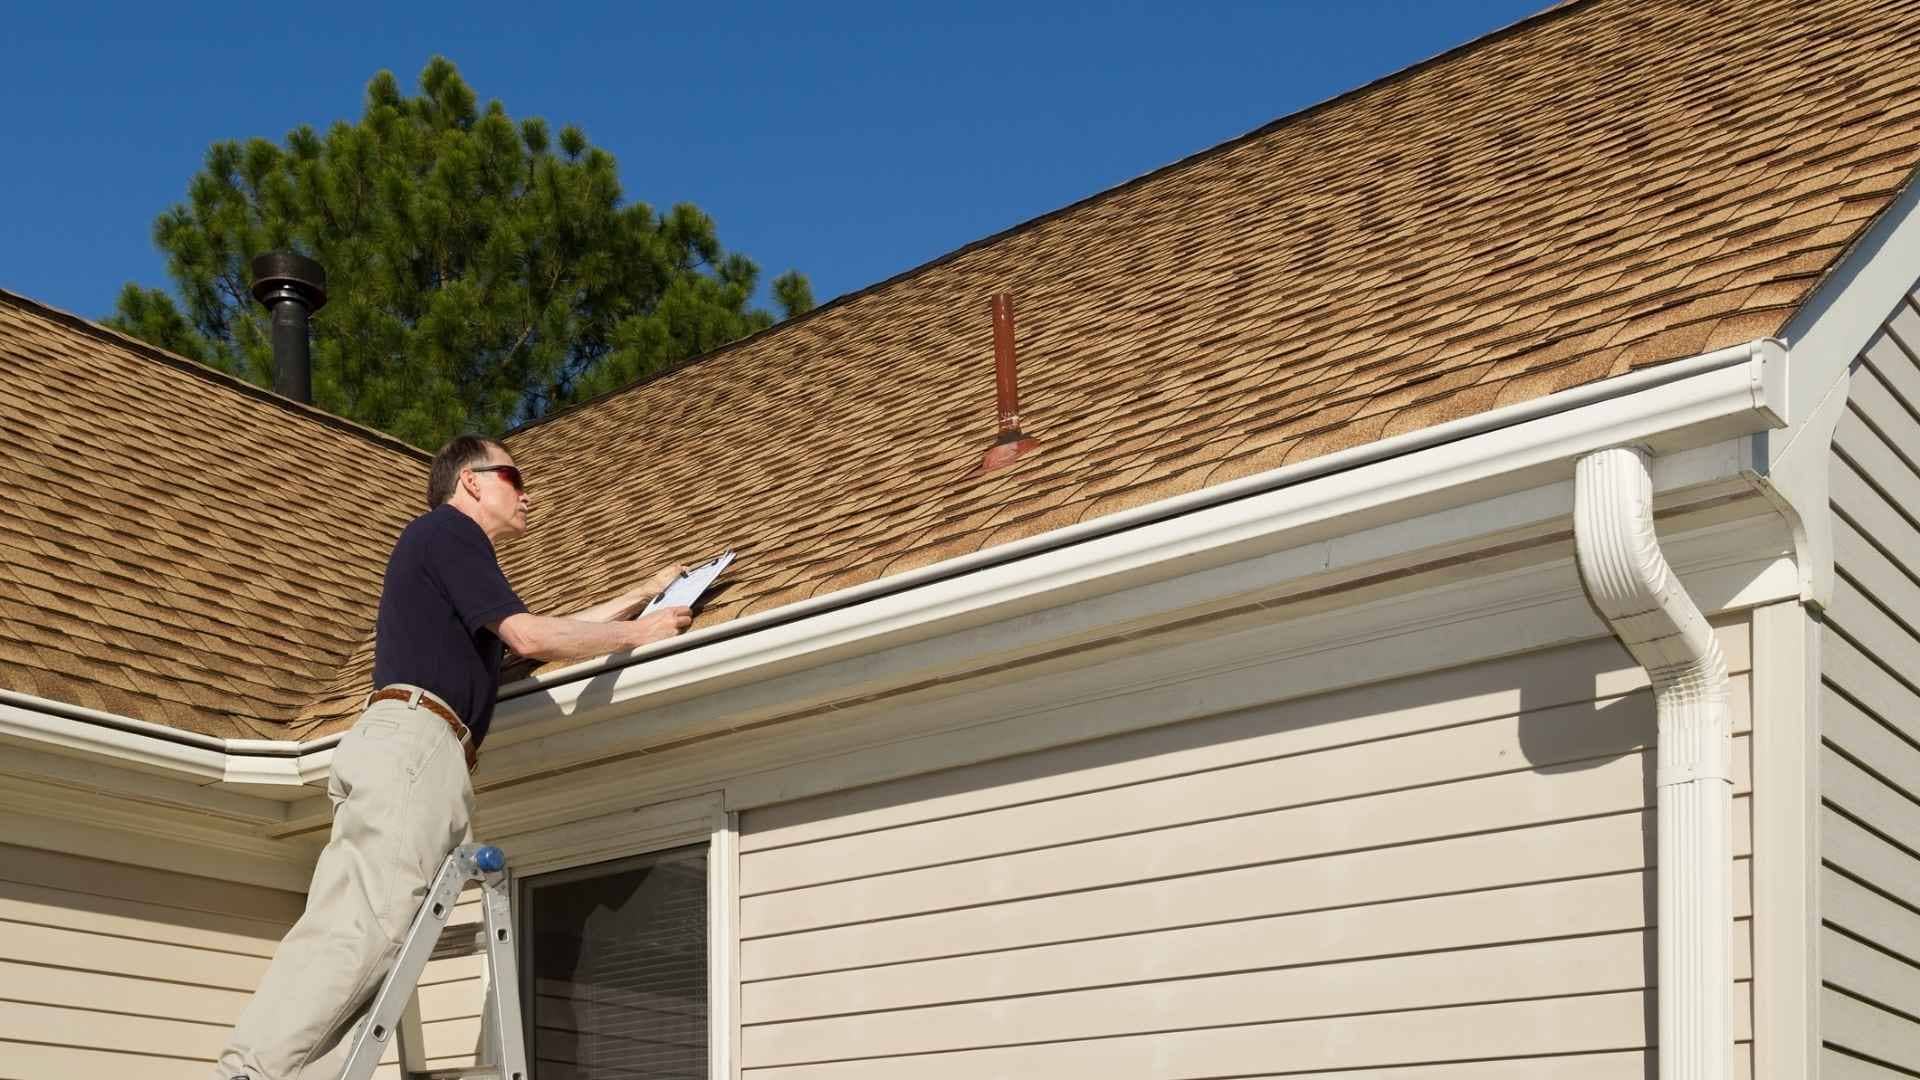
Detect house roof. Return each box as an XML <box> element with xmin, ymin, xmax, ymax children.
<box><xmin>7</xmin><ymin>0</ymin><xmax>1920</xmax><ymax>740</ymax></box>
<box><xmin>0</xmin><ymin>293</ymin><xmax>429</xmax><ymax>738</ymax></box>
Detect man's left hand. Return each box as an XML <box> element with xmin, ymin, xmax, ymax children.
<box><xmin>638</xmin><ymin>563</ymin><xmax>687</xmax><ymax>603</ymax></box>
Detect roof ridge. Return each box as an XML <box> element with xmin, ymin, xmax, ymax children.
<box><xmin>505</xmin><ymin>0</ymin><xmax>1599</xmax><ymax>439</ymax></box>
<box><xmin>0</xmin><ymin>287</ymin><xmax>432</xmax><ymax>463</ymax></box>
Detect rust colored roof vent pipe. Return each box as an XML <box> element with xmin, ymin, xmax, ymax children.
<box><xmin>977</xmin><ymin>292</ymin><xmax>1039</xmax><ymax>474</ymax></box>
<box><xmin>250</xmin><ymin>251</ymin><xmax>328</xmax><ymax>404</ymax></box>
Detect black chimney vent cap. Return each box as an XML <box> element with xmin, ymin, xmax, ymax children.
<box><xmin>249</xmin><ymin>252</ymin><xmax>328</xmax><ymax>310</ymax></box>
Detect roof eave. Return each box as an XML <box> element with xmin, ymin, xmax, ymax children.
<box><xmin>0</xmin><ymin>334</ymin><xmax>1790</xmax><ymax>793</ymax></box>
<box><xmin>470</xmin><ymin>337</ymin><xmax>1788</xmax><ymax>766</ymax></box>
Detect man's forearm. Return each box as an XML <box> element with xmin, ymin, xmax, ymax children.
<box><xmin>501</xmin><ymin>613</ymin><xmax>643</xmax><ymax>662</ymax></box>
<box><xmin>566</xmin><ymin>564</ymin><xmax>686</xmax><ymax>624</ymax></box>
<box><xmin>564</xmin><ymin>593</ymin><xmax>648</xmax><ymax>624</ymax></box>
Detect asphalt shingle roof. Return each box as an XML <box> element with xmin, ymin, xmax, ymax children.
<box><xmin>5</xmin><ymin>0</ymin><xmax>1918</xmax><ymax>738</ymax></box>
<box><xmin>0</xmin><ymin>299</ymin><xmax>427</xmax><ymax>737</ymax></box>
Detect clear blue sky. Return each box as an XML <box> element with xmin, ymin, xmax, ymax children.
<box><xmin>2</xmin><ymin>1</ymin><xmax>1544</xmax><ymax>321</ymax></box>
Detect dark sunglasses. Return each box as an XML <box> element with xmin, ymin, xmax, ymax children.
<box><xmin>470</xmin><ymin>464</ymin><xmax>525</xmax><ymax>492</ymax></box>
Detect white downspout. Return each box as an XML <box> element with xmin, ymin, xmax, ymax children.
<box><xmin>1574</xmin><ymin>447</ymin><xmax>1732</xmax><ymax>1080</ymax></box>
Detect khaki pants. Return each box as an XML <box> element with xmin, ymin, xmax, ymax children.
<box><xmin>216</xmin><ymin>689</ymin><xmax>474</xmax><ymax>1080</ymax></box>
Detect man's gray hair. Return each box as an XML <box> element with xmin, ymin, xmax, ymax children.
<box><xmin>427</xmin><ymin>435</ymin><xmax>506</xmax><ymax>509</ymax></box>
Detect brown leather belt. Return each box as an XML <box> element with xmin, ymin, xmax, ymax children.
<box><xmin>367</xmin><ymin>687</ymin><xmax>477</xmax><ymax>771</ymax></box>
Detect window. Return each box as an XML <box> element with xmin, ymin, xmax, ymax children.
<box><xmin>523</xmin><ymin>844</ymin><xmax>710</xmax><ymax>1079</ymax></box>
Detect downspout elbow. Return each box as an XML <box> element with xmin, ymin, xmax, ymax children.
<box><xmin>1574</xmin><ymin>446</ymin><xmax>1733</xmax><ymax>1080</ymax></box>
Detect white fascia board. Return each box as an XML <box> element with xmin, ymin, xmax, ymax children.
<box><xmin>0</xmin><ymin>700</ymin><xmax>229</xmax><ymax>782</ymax></box>
<box><xmin>454</xmin><ymin>486</ymin><xmax>1793</xmax><ymax>816</ymax></box>
<box><xmin>0</xmin><ymin>690</ymin><xmax>335</xmax><ymax>793</ymax></box>
<box><xmin>1752</xmin><ymin>175</ymin><xmax>1920</xmax><ymax>608</ymax></box>
<box><xmin>1773</xmin><ymin>172</ymin><xmax>1920</xmax><ymax>456</ymax></box>
<box><xmin>488</xmin><ymin>338</ymin><xmax>1789</xmax><ymax>745</ymax></box>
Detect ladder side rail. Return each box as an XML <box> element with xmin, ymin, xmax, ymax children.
<box><xmin>479</xmin><ymin>868</ymin><xmax>530</xmax><ymax>1080</ymax></box>
<box><xmin>337</xmin><ymin>851</ymin><xmax>473</xmax><ymax>1080</ymax></box>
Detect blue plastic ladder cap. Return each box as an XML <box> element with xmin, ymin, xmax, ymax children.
<box><xmin>474</xmin><ymin>845</ymin><xmax>506</xmax><ymax>872</ymax></box>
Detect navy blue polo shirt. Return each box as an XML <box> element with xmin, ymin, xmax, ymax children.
<box><xmin>372</xmin><ymin>504</ymin><xmax>529</xmax><ymax>745</ymax></box>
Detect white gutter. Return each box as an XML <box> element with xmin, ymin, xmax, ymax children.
<box><xmin>1574</xmin><ymin>447</ymin><xmax>1733</xmax><ymax>1080</ymax></box>
<box><xmin>0</xmin><ymin>687</ymin><xmax>338</xmax><ymax>786</ymax></box>
<box><xmin>508</xmin><ymin>338</ymin><xmax>1783</xmax><ymax>701</ymax></box>
<box><xmin>493</xmin><ymin>337</ymin><xmax>1785</xmax><ymax>735</ymax></box>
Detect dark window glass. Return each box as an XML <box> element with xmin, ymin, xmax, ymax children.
<box><xmin>524</xmin><ymin>845</ymin><xmax>708</xmax><ymax>1079</ymax></box>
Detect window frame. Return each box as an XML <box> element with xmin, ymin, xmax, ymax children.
<box><xmin>512</xmin><ymin>792</ymin><xmax>738</xmax><ymax>1080</ymax></box>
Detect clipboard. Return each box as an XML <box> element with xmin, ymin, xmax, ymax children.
<box><xmin>641</xmin><ymin>550</ymin><xmax>735</xmax><ymax>616</ymax></box>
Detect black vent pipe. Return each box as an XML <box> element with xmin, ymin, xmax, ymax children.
<box><xmin>249</xmin><ymin>252</ymin><xmax>328</xmax><ymax>404</ymax></box>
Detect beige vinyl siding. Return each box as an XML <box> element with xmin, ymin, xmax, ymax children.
<box><xmin>0</xmin><ymin>842</ymin><xmax>301</xmax><ymax>1080</ymax></box>
<box><xmin>0</xmin><ymin>844</ymin><xmax>488</xmax><ymax>1079</ymax></box>
<box><xmin>736</xmin><ymin>623</ymin><xmax>1753</xmax><ymax>1078</ymax></box>
<box><xmin>410</xmin><ymin>892</ymin><xmax>493</xmax><ymax>1073</ymax></box>
<box><xmin>1821</xmin><ymin>287</ymin><xmax>1920</xmax><ymax>1078</ymax></box>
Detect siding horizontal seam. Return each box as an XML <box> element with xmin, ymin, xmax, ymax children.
<box><xmin>740</xmin><ymin>712</ymin><xmax>1756</xmax><ymax>897</ymax></box>
<box><xmin>1833</xmin><ymin>565</ymin><xmax>1920</xmax><ymax>654</ymax></box>
<box><xmin>740</xmin><ymin>748</ymin><xmax>1666</xmax><ymax>899</ymax></box>
<box><xmin>1822</xmin><ymin>617</ymin><xmax>1920</xmax><ymax>706</ymax></box>
<box><xmin>740</xmin><ymin>983</ymin><xmax>1755</xmax><ymax>1068</ymax></box>
<box><xmin>740</xmin><ymin>627</ymin><xmax>1756</xmax><ymax>855</ymax></box>
<box><xmin>1824</xmin><ymin>982</ymin><xmax>1920</xmax><ymax>1029</ymax></box>
<box><xmin>741</xmin><ymin>807</ymin><xmax>1680</xmax><ymax>976</ymax></box>
<box><xmin>1821</xmin><ymin>742</ymin><xmax>1920</xmax><ymax>814</ymax></box>
<box><xmin>742</xmin><ymin>693</ymin><xmax>1682</xmax><ymax>864</ymax></box>
<box><xmin>741</xmin><ymin>787</ymin><xmax>1755</xmax><ymax>939</ymax></box>
<box><xmin>1820</xmin><ymin>1044</ymin><xmax>1920</xmax><ymax>1079</ymax></box>
<box><xmin>1823</xmin><ymin>923</ymin><xmax>1920</xmax><ymax>987</ymax></box>
<box><xmin>732</xmin><ymin>1047</ymin><xmax>1754</xmax><ymax>1079</ymax></box>
<box><xmin>1844</xmin><ymin>372</ymin><xmax>1920</xmax><ymax>475</ymax></box>
<box><xmin>0</xmin><ymin>914</ymin><xmax>274</xmax><ymax>962</ymax></box>
<box><xmin>0</xmin><ymin>1036</ymin><xmax>213</xmax><ymax>1063</ymax></box>
<box><xmin>0</xmin><ymin>991</ymin><xmax>241</xmax><ymax>1028</ymax></box>
<box><xmin>1831</xmin><ymin>447</ymin><xmax>1920</xmax><ymax>547</ymax></box>
<box><xmin>1832</xmin><ymin>508</ymin><xmax>1920</xmax><ymax>606</ymax></box>
<box><xmin>1823</xmin><ymin>801</ymin><xmax>1920</xmax><ymax>865</ymax></box>
<box><xmin>1822</xmin><ymin>812</ymin><xmax>1920</xmax><ymax>910</ymax></box>
<box><xmin>741</xmin><ymin>921</ymin><xmax>1754</xmax><ymax>1025</ymax></box>
<box><xmin>740</xmin><ymin>864</ymin><xmax>1733</xmax><ymax>984</ymax></box>
<box><xmin>740</xmin><ymin>713</ymin><xmax>1513</xmax><ymax>859</ymax></box>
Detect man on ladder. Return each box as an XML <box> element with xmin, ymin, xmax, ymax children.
<box><xmin>217</xmin><ymin>435</ymin><xmax>694</xmax><ymax>1080</ymax></box>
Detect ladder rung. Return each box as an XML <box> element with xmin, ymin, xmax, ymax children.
<box><xmin>429</xmin><ymin>922</ymin><xmax>486</xmax><ymax>961</ymax></box>
<box><xmin>409</xmin><ymin>1068</ymin><xmax>501</xmax><ymax>1080</ymax></box>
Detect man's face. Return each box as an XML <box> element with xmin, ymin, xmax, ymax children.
<box><xmin>469</xmin><ymin>448</ymin><xmax>530</xmax><ymax>539</ymax></box>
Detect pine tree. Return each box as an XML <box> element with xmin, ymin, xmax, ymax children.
<box><xmin>109</xmin><ymin>57</ymin><xmax>813</xmax><ymax>448</ymax></box>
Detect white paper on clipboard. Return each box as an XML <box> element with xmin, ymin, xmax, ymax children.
<box><xmin>641</xmin><ymin>550</ymin><xmax>735</xmax><ymax>615</ymax></box>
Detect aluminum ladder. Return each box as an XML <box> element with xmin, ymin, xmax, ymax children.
<box><xmin>338</xmin><ymin>843</ymin><xmax>529</xmax><ymax>1080</ymax></box>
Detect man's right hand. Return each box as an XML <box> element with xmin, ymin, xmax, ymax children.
<box><xmin>629</xmin><ymin>605</ymin><xmax>694</xmax><ymax>648</ymax></box>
